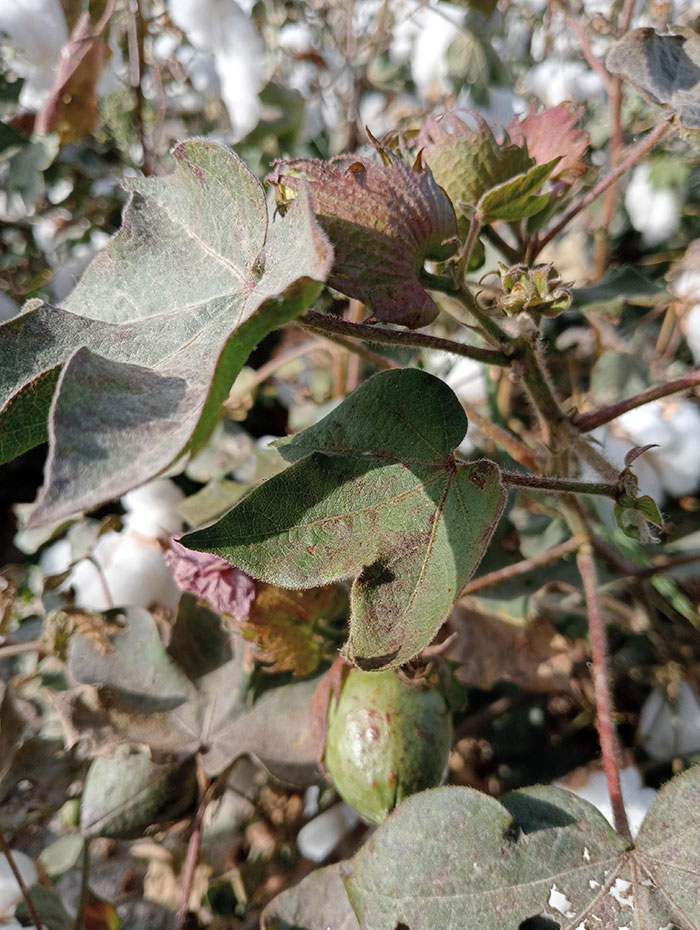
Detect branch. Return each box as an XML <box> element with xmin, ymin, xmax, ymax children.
<box><xmin>575</xmin><ymin>371</ymin><xmax>700</xmax><ymax>432</ymax></box>
<box><xmin>531</xmin><ymin>119</ymin><xmax>673</xmax><ymax>260</ymax></box>
<box><xmin>461</xmin><ymin>401</ymin><xmax>539</xmax><ymax>471</ymax></box>
<box><xmin>461</xmin><ymin>537</ymin><xmax>581</xmax><ymax>595</ymax></box>
<box><xmin>500</xmin><ymin>469</ymin><xmax>619</xmax><ymax>498</ymax></box>
<box><xmin>576</xmin><ymin>544</ymin><xmax>632</xmax><ymax>843</ymax></box>
<box><xmin>300</xmin><ymin>311</ymin><xmax>512</xmax><ymax>366</ymax></box>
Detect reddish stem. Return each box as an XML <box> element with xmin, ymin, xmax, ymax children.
<box><xmin>531</xmin><ymin>120</ymin><xmax>672</xmax><ymax>260</ymax></box>
<box><xmin>577</xmin><ymin>545</ymin><xmax>632</xmax><ymax>843</ymax></box>
<box><xmin>0</xmin><ymin>829</ymin><xmax>45</xmax><ymax>930</ymax></box>
<box><xmin>575</xmin><ymin>371</ymin><xmax>700</xmax><ymax>432</ymax></box>
<box><xmin>461</xmin><ymin>537</ymin><xmax>580</xmax><ymax>595</ymax></box>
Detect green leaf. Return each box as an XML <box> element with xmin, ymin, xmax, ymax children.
<box><xmin>419</xmin><ymin>114</ymin><xmax>558</xmax><ymax>227</ymax></box>
<box><xmin>615</xmin><ymin>493</ymin><xmax>664</xmax><ymax>543</ymax></box>
<box><xmin>38</xmin><ymin>834</ymin><xmax>85</xmax><ymax>879</ymax></box>
<box><xmin>477</xmin><ymin>158</ymin><xmax>560</xmax><ymax>223</ymax></box>
<box><xmin>80</xmin><ymin>746</ymin><xmax>197</xmax><ymax>838</ymax></box>
<box><xmin>268</xmin><ymin>767</ymin><xmax>700</xmax><ymax>930</ymax></box>
<box><xmin>573</xmin><ymin>267</ymin><xmax>668</xmax><ymax>319</ymax></box>
<box><xmin>184</xmin><ymin>369</ymin><xmax>506</xmax><ymax>669</ymax></box>
<box><xmin>0</xmin><ymin>139</ymin><xmax>331</xmax><ymax>523</ymax></box>
<box><xmin>607</xmin><ymin>27</ymin><xmax>700</xmax><ymax>132</ymax></box>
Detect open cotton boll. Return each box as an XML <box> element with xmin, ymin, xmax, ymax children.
<box><xmin>121</xmin><ymin>479</ymin><xmax>184</xmax><ymax>539</ymax></box>
<box><xmin>639</xmin><ymin>683</ymin><xmax>700</xmax><ymax>761</ymax></box>
<box><xmin>556</xmin><ymin>766</ymin><xmax>656</xmax><ymax>838</ymax></box>
<box><xmin>168</xmin><ymin>0</ymin><xmax>264</xmax><ymax>140</ymax></box>
<box><xmin>0</xmin><ymin>849</ymin><xmax>38</xmax><ymax>915</ymax></box>
<box><xmin>0</xmin><ymin>0</ymin><xmax>68</xmax><ymax>109</ymax></box>
<box><xmin>686</xmin><ymin>303</ymin><xmax>700</xmax><ymax>364</ymax></box>
<box><xmin>67</xmin><ymin>531</ymin><xmax>181</xmax><ymax>612</ymax></box>
<box><xmin>625</xmin><ymin>163</ymin><xmax>682</xmax><ymax>247</ymax></box>
<box><xmin>525</xmin><ymin>59</ymin><xmax>604</xmax><ymax>107</ymax></box>
<box><xmin>390</xmin><ymin>1</ymin><xmax>465</xmax><ymax>101</ymax></box>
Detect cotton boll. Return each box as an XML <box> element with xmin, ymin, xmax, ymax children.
<box><xmin>168</xmin><ymin>0</ymin><xmax>264</xmax><ymax>139</ymax></box>
<box><xmin>686</xmin><ymin>303</ymin><xmax>700</xmax><ymax>364</ymax></box>
<box><xmin>66</xmin><ymin>530</ymin><xmax>181</xmax><ymax>611</ymax></box>
<box><xmin>556</xmin><ymin>766</ymin><xmax>656</xmax><ymax>838</ymax></box>
<box><xmin>0</xmin><ymin>849</ymin><xmax>38</xmax><ymax>915</ymax></box>
<box><xmin>121</xmin><ymin>479</ymin><xmax>184</xmax><ymax>539</ymax></box>
<box><xmin>525</xmin><ymin>59</ymin><xmax>605</xmax><ymax>107</ymax></box>
<box><xmin>639</xmin><ymin>683</ymin><xmax>700</xmax><ymax>761</ymax></box>
<box><xmin>389</xmin><ymin>2</ymin><xmax>465</xmax><ymax>101</ymax></box>
<box><xmin>625</xmin><ymin>163</ymin><xmax>682</xmax><ymax>247</ymax></box>
<box><xmin>0</xmin><ymin>0</ymin><xmax>68</xmax><ymax>109</ymax></box>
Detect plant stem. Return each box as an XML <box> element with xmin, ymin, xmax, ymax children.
<box><xmin>575</xmin><ymin>371</ymin><xmax>700</xmax><ymax>431</ymax></box>
<box><xmin>0</xmin><ymin>828</ymin><xmax>45</xmax><ymax>930</ymax></box>
<box><xmin>300</xmin><ymin>310</ymin><xmax>512</xmax><ymax>366</ymax></box>
<box><xmin>296</xmin><ymin>325</ymin><xmax>399</xmax><ymax>371</ymax></box>
<box><xmin>461</xmin><ymin>401</ymin><xmax>539</xmax><ymax>470</ymax></box>
<box><xmin>457</xmin><ymin>287</ymin><xmax>514</xmax><ymax>350</ymax></box>
<box><xmin>500</xmin><ymin>469</ymin><xmax>618</xmax><ymax>498</ymax></box>
<box><xmin>0</xmin><ymin>640</ymin><xmax>51</xmax><ymax>659</ymax></box>
<box><xmin>461</xmin><ymin>536</ymin><xmax>581</xmax><ymax>595</ymax></box>
<box><xmin>73</xmin><ymin>839</ymin><xmax>90</xmax><ymax>930</ymax></box>
<box><xmin>576</xmin><ymin>543</ymin><xmax>632</xmax><ymax>843</ymax></box>
<box><xmin>174</xmin><ymin>807</ymin><xmax>205</xmax><ymax>930</ymax></box>
<box><xmin>456</xmin><ymin>212</ymin><xmax>482</xmax><ymax>283</ymax></box>
<box><xmin>515</xmin><ymin>340</ymin><xmax>570</xmax><ymax>445</ymax></box>
<box><xmin>531</xmin><ymin>119</ymin><xmax>673</xmax><ymax>260</ymax></box>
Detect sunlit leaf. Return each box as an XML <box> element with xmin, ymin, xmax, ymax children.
<box><xmin>0</xmin><ymin>140</ymin><xmax>332</xmax><ymax>523</ymax></box>
<box><xmin>507</xmin><ymin>102</ymin><xmax>590</xmax><ymax>185</ymax></box>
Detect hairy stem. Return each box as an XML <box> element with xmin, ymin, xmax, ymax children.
<box><xmin>461</xmin><ymin>536</ymin><xmax>581</xmax><ymax>595</ymax></box>
<box><xmin>457</xmin><ymin>212</ymin><xmax>483</xmax><ymax>284</ymax></box>
<box><xmin>531</xmin><ymin>119</ymin><xmax>672</xmax><ymax>260</ymax></box>
<box><xmin>500</xmin><ymin>469</ymin><xmax>619</xmax><ymax>498</ymax></box>
<box><xmin>0</xmin><ymin>829</ymin><xmax>45</xmax><ymax>930</ymax></box>
<box><xmin>575</xmin><ymin>371</ymin><xmax>700</xmax><ymax>432</ymax></box>
<box><xmin>300</xmin><ymin>311</ymin><xmax>512</xmax><ymax>366</ymax></box>
<box><xmin>576</xmin><ymin>543</ymin><xmax>632</xmax><ymax>843</ymax></box>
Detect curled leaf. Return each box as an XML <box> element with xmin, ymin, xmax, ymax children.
<box><xmin>268</xmin><ymin>138</ymin><xmax>458</xmax><ymax>329</ymax></box>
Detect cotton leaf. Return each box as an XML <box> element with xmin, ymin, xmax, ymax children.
<box><xmin>418</xmin><ymin>112</ymin><xmax>559</xmax><ymax>226</ymax></box>
<box><xmin>268</xmin><ymin>140</ymin><xmax>458</xmax><ymax>329</ymax></box>
<box><xmin>0</xmin><ymin>139</ymin><xmax>332</xmax><ymax>524</ymax></box>
<box><xmin>183</xmin><ymin>369</ymin><xmax>506</xmax><ymax>670</ymax></box>
<box><xmin>607</xmin><ymin>27</ymin><xmax>700</xmax><ymax>133</ymax></box>
<box><xmin>265</xmin><ymin>767</ymin><xmax>700</xmax><ymax>930</ymax></box>
<box><xmin>507</xmin><ymin>102</ymin><xmax>590</xmax><ymax>185</ymax></box>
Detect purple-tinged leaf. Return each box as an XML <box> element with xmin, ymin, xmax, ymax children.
<box><xmin>268</xmin><ymin>139</ymin><xmax>457</xmax><ymax>329</ymax></box>
<box><xmin>165</xmin><ymin>537</ymin><xmax>256</xmax><ymax>619</ymax></box>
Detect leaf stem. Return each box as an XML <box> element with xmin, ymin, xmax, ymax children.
<box><xmin>574</xmin><ymin>371</ymin><xmax>700</xmax><ymax>432</ymax></box>
<box><xmin>0</xmin><ymin>828</ymin><xmax>45</xmax><ymax>930</ymax></box>
<box><xmin>531</xmin><ymin>119</ymin><xmax>673</xmax><ymax>260</ymax></box>
<box><xmin>174</xmin><ymin>802</ymin><xmax>205</xmax><ymax>930</ymax></box>
<box><xmin>299</xmin><ymin>311</ymin><xmax>512</xmax><ymax>366</ymax></box>
<box><xmin>456</xmin><ymin>212</ymin><xmax>482</xmax><ymax>284</ymax></box>
<box><xmin>461</xmin><ymin>536</ymin><xmax>581</xmax><ymax>595</ymax></box>
<box><xmin>500</xmin><ymin>469</ymin><xmax>619</xmax><ymax>498</ymax></box>
<box><xmin>576</xmin><ymin>542</ymin><xmax>632</xmax><ymax>843</ymax></box>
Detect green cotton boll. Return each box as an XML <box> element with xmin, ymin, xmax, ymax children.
<box><xmin>324</xmin><ymin>668</ymin><xmax>452</xmax><ymax>825</ymax></box>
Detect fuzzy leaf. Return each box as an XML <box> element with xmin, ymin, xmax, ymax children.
<box><xmin>270</xmin><ymin>768</ymin><xmax>700</xmax><ymax>930</ymax></box>
<box><xmin>0</xmin><ymin>139</ymin><xmax>332</xmax><ymax>523</ymax></box>
<box><xmin>268</xmin><ymin>141</ymin><xmax>457</xmax><ymax>329</ymax></box>
<box><xmin>507</xmin><ymin>103</ymin><xmax>590</xmax><ymax>185</ymax></box>
<box><xmin>419</xmin><ymin>113</ymin><xmax>558</xmax><ymax>226</ymax></box>
<box><xmin>607</xmin><ymin>27</ymin><xmax>700</xmax><ymax>131</ymax></box>
<box><xmin>183</xmin><ymin>369</ymin><xmax>506</xmax><ymax>670</ymax></box>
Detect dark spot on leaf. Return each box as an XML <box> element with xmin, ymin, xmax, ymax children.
<box><xmin>519</xmin><ymin>917</ymin><xmax>560</xmax><ymax>930</ymax></box>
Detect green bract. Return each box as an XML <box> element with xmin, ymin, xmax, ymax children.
<box><xmin>324</xmin><ymin>668</ymin><xmax>452</xmax><ymax>825</ymax></box>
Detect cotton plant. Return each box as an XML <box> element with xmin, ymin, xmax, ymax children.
<box><xmin>625</xmin><ymin>162</ymin><xmax>684</xmax><ymax>247</ymax></box>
